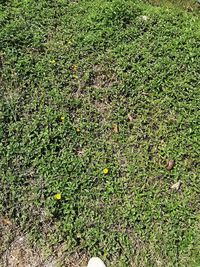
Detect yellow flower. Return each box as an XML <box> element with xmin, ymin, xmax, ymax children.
<box><xmin>103</xmin><ymin>168</ymin><xmax>109</xmax><ymax>174</ymax></box>
<box><xmin>54</xmin><ymin>193</ymin><xmax>61</xmax><ymax>200</ymax></box>
<box><xmin>60</xmin><ymin>116</ymin><xmax>65</xmax><ymax>122</ymax></box>
<box><xmin>76</xmin><ymin>128</ymin><xmax>80</xmax><ymax>132</ymax></box>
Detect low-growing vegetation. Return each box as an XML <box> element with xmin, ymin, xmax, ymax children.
<box><xmin>0</xmin><ymin>0</ymin><xmax>199</xmax><ymax>266</ymax></box>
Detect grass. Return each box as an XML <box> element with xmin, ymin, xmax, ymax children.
<box><xmin>146</xmin><ymin>0</ymin><xmax>199</xmax><ymax>9</ymax></box>
<box><xmin>0</xmin><ymin>0</ymin><xmax>200</xmax><ymax>266</ymax></box>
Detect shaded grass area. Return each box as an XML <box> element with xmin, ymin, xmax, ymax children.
<box><xmin>147</xmin><ymin>0</ymin><xmax>199</xmax><ymax>10</ymax></box>
<box><xmin>0</xmin><ymin>0</ymin><xmax>200</xmax><ymax>266</ymax></box>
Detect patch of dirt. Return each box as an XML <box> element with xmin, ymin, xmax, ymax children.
<box><xmin>94</xmin><ymin>99</ymin><xmax>113</xmax><ymax>123</ymax></box>
<box><xmin>1</xmin><ymin>235</ymin><xmax>56</xmax><ymax>267</ymax></box>
<box><xmin>72</xmin><ymin>64</ymin><xmax>120</xmax><ymax>100</ymax></box>
<box><xmin>90</xmin><ymin>65</ymin><xmax>119</xmax><ymax>89</ymax></box>
<box><xmin>0</xmin><ymin>224</ymin><xmax>88</xmax><ymax>267</ymax></box>
<box><xmin>60</xmin><ymin>252</ymin><xmax>88</xmax><ymax>267</ymax></box>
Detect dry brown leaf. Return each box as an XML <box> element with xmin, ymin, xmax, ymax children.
<box><xmin>113</xmin><ymin>124</ymin><xmax>119</xmax><ymax>133</ymax></box>
<box><xmin>166</xmin><ymin>160</ymin><xmax>175</xmax><ymax>170</ymax></box>
<box><xmin>171</xmin><ymin>181</ymin><xmax>181</xmax><ymax>190</ymax></box>
<box><xmin>1</xmin><ymin>218</ymin><xmax>12</xmax><ymax>226</ymax></box>
<box><xmin>128</xmin><ymin>114</ymin><xmax>134</xmax><ymax>122</ymax></box>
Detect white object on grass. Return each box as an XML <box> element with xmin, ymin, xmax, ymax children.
<box><xmin>141</xmin><ymin>15</ymin><xmax>148</xmax><ymax>21</ymax></box>
<box><xmin>87</xmin><ymin>257</ymin><xmax>106</xmax><ymax>267</ymax></box>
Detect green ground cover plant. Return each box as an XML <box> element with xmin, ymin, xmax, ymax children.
<box><xmin>0</xmin><ymin>0</ymin><xmax>200</xmax><ymax>266</ymax></box>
